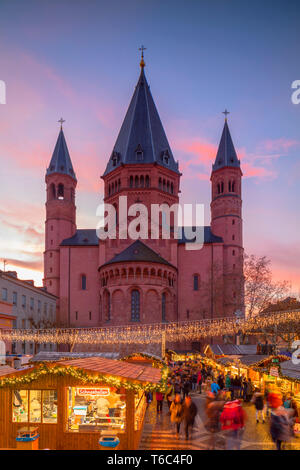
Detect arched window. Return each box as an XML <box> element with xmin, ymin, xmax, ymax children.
<box><xmin>140</xmin><ymin>175</ymin><xmax>144</xmax><ymax>188</ymax></box>
<box><xmin>193</xmin><ymin>274</ymin><xmax>199</xmax><ymax>291</ymax></box>
<box><xmin>130</xmin><ymin>176</ymin><xmax>133</xmax><ymax>188</ymax></box>
<box><xmin>232</xmin><ymin>181</ymin><xmax>235</xmax><ymax>192</ymax></box>
<box><xmin>131</xmin><ymin>290</ymin><xmax>140</xmax><ymax>321</ymax></box>
<box><xmin>221</xmin><ymin>182</ymin><xmax>224</xmax><ymax>193</ymax></box>
<box><xmin>81</xmin><ymin>274</ymin><xmax>87</xmax><ymax>290</ymax></box>
<box><xmin>135</xmin><ymin>176</ymin><xmax>139</xmax><ymax>188</ymax></box>
<box><xmin>105</xmin><ymin>292</ymin><xmax>111</xmax><ymax>321</ymax></box>
<box><xmin>163</xmin><ymin>179</ymin><xmax>166</xmax><ymax>191</ymax></box>
<box><xmin>228</xmin><ymin>181</ymin><xmax>232</xmax><ymax>192</ymax></box>
<box><xmin>170</xmin><ymin>182</ymin><xmax>174</xmax><ymax>194</ymax></box>
<box><xmin>167</xmin><ymin>181</ymin><xmax>170</xmax><ymax>193</ymax></box>
<box><xmin>217</xmin><ymin>183</ymin><xmax>220</xmax><ymax>194</ymax></box>
<box><xmin>58</xmin><ymin>183</ymin><xmax>64</xmax><ymax>199</ymax></box>
<box><xmin>162</xmin><ymin>293</ymin><xmax>166</xmax><ymax>322</ymax></box>
<box><xmin>50</xmin><ymin>183</ymin><xmax>56</xmax><ymax>199</ymax></box>
<box><xmin>145</xmin><ymin>175</ymin><xmax>150</xmax><ymax>188</ymax></box>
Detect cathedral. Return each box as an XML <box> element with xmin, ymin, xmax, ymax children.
<box><xmin>43</xmin><ymin>55</ymin><xmax>244</xmax><ymax>345</ymax></box>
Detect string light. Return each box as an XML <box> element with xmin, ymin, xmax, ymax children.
<box><xmin>0</xmin><ymin>309</ymin><xmax>299</xmax><ymax>345</ymax></box>
<box><xmin>0</xmin><ymin>363</ymin><xmax>169</xmax><ymax>392</ymax></box>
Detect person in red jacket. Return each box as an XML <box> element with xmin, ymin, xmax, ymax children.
<box><xmin>156</xmin><ymin>391</ymin><xmax>164</xmax><ymax>414</ymax></box>
<box><xmin>220</xmin><ymin>399</ymin><xmax>247</xmax><ymax>450</ymax></box>
<box><xmin>197</xmin><ymin>370</ymin><xmax>202</xmax><ymax>394</ymax></box>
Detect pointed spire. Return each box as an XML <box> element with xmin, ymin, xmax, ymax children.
<box><xmin>104</xmin><ymin>52</ymin><xmax>179</xmax><ymax>176</ymax></box>
<box><xmin>212</xmin><ymin>112</ymin><xmax>240</xmax><ymax>171</ymax></box>
<box><xmin>46</xmin><ymin>123</ymin><xmax>76</xmax><ymax>180</ymax></box>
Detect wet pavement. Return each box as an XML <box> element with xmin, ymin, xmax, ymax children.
<box><xmin>139</xmin><ymin>393</ymin><xmax>300</xmax><ymax>450</ymax></box>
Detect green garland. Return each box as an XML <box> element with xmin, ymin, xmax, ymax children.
<box><xmin>121</xmin><ymin>353</ymin><xmax>167</xmax><ymax>369</ymax></box>
<box><xmin>0</xmin><ymin>363</ymin><xmax>169</xmax><ymax>393</ymax></box>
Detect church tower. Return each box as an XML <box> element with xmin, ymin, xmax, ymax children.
<box><xmin>101</xmin><ymin>51</ymin><xmax>181</xmax><ymax>267</ymax></box>
<box><xmin>210</xmin><ymin>112</ymin><xmax>244</xmax><ymax>317</ymax></box>
<box><xmin>44</xmin><ymin>121</ymin><xmax>77</xmax><ymax>299</ymax></box>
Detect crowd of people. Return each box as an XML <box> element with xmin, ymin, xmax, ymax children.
<box><xmin>146</xmin><ymin>359</ymin><xmax>299</xmax><ymax>450</ymax></box>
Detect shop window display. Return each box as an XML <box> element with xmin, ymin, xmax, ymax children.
<box><xmin>67</xmin><ymin>387</ymin><xmax>126</xmax><ymax>432</ymax></box>
<box><xmin>12</xmin><ymin>390</ymin><xmax>57</xmax><ymax>424</ymax></box>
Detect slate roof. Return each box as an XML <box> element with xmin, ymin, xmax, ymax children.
<box><xmin>61</xmin><ymin>229</ymin><xmax>99</xmax><ymax>246</ymax></box>
<box><xmin>60</xmin><ymin>226</ymin><xmax>223</xmax><ymax>247</ymax></box>
<box><xmin>30</xmin><ymin>352</ymin><xmax>121</xmax><ymax>362</ymax></box>
<box><xmin>279</xmin><ymin>360</ymin><xmax>300</xmax><ymax>380</ymax></box>
<box><xmin>103</xmin><ymin>67</ymin><xmax>179</xmax><ymax>176</ymax></box>
<box><xmin>209</xmin><ymin>344</ymin><xmax>258</xmax><ymax>356</ymax></box>
<box><xmin>178</xmin><ymin>226</ymin><xmax>223</xmax><ymax>244</ymax></box>
<box><xmin>101</xmin><ymin>239</ymin><xmax>174</xmax><ymax>268</ymax></box>
<box><xmin>238</xmin><ymin>355</ymin><xmax>269</xmax><ymax>367</ymax></box>
<box><xmin>46</xmin><ymin>128</ymin><xmax>76</xmax><ymax>180</ymax></box>
<box><xmin>212</xmin><ymin>119</ymin><xmax>240</xmax><ymax>172</ymax></box>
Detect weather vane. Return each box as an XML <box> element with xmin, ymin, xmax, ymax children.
<box><xmin>58</xmin><ymin>117</ymin><xmax>65</xmax><ymax>129</ymax></box>
<box><xmin>139</xmin><ymin>45</ymin><xmax>147</xmax><ymax>68</ymax></box>
<box><xmin>222</xmin><ymin>109</ymin><xmax>230</xmax><ymax>120</ymax></box>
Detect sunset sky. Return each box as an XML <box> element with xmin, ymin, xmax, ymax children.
<box><xmin>0</xmin><ymin>0</ymin><xmax>299</xmax><ymax>293</ymax></box>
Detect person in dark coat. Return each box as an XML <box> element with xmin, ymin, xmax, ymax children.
<box><xmin>182</xmin><ymin>377</ymin><xmax>191</xmax><ymax>399</ymax></box>
<box><xmin>182</xmin><ymin>396</ymin><xmax>198</xmax><ymax>439</ymax></box>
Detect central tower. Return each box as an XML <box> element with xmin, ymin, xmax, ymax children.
<box><xmin>100</xmin><ymin>52</ymin><xmax>181</xmax><ymax>267</ymax></box>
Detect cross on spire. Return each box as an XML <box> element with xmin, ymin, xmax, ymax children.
<box><xmin>139</xmin><ymin>45</ymin><xmax>146</xmax><ymax>68</ymax></box>
<box><xmin>222</xmin><ymin>109</ymin><xmax>230</xmax><ymax>120</ymax></box>
<box><xmin>58</xmin><ymin>117</ymin><xmax>65</xmax><ymax>129</ymax></box>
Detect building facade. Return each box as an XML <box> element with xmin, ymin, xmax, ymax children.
<box><xmin>43</xmin><ymin>58</ymin><xmax>244</xmax><ymax>345</ymax></box>
<box><xmin>0</xmin><ymin>271</ymin><xmax>57</xmax><ymax>354</ymax></box>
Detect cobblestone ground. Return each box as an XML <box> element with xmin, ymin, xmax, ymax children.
<box><xmin>139</xmin><ymin>393</ymin><xmax>300</xmax><ymax>450</ymax></box>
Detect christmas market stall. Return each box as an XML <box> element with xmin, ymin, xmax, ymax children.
<box><xmin>0</xmin><ymin>357</ymin><xmax>165</xmax><ymax>450</ymax></box>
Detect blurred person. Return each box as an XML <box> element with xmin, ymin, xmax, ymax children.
<box><xmin>165</xmin><ymin>382</ymin><xmax>174</xmax><ymax>410</ymax></box>
<box><xmin>252</xmin><ymin>389</ymin><xmax>265</xmax><ymax>423</ymax></box>
<box><xmin>197</xmin><ymin>369</ymin><xmax>203</xmax><ymax>394</ymax></box>
<box><xmin>204</xmin><ymin>392</ymin><xmax>225</xmax><ymax>450</ymax></box>
<box><xmin>182</xmin><ymin>395</ymin><xmax>198</xmax><ymax>440</ymax></box>
<box><xmin>270</xmin><ymin>405</ymin><xmax>292</xmax><ymax>450</ymax></box>
<box><xmin>156</xmin><ymin>391</ymin><xmax>164</xmax><ymax>414</ymax></box>
<box><xmin>170</xmin><ymin>394</ymin><xmax>184</xmax><ymax>437</ymax></box>
<box><xmin>182</xmin><ymin>377</ymin><xmax>191</xmax><ymax>399</ymax></box>
<box><xmin>220</xmin><ymin>399</ymin><xmax>247</xmax><ymax>450</ymax></box>
<box><xmin>211</xmin><ymin>379</ymin><xmax>220</xmax><ymax>397</ymax></box>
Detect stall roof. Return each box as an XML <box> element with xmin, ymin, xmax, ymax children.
<box><xmin>216</xmin><ymin>357</ymin><xmax>238</xmax><ymax>366</ymax></box>
<box><xmin>280</xmin><ymin>360</ymin><xmax>300</xmax><ymax>380</ymax></box>
<box><xmin>0</xmin><ymin>365</ymin><xmax>16</xmax><ymax>377</ymax></box>
<box><xmin>30</xmin><ymin>351</ymin><xmax>121</xmax><ymax>362</ymax></box>
<box><xmin>238</xmin><ymin>355</ymin><xmax>269</xmax><ymax>366</ymax></box>
<box><xmin>0</xmin><ymin>357</ymin><xmax>162</xmax><ymax>385</ymax></box>
<box><xmin>60</xmin><ymin>357</ymin><xmax>162</xmax><ymax>384</ymax></box>
<box><xmin>208</xmin><ymin>344</ymin><xmax>258</xmax><ymax>356</ymax></box>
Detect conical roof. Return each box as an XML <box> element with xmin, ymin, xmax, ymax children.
<box><xmin>212</xmin><ymin>119</ymin><xmax>240</xmax><ymax>171</ymax></box>
<box><xmin>46</xmin><ymin>128</ymin><xmax>76</xmax><ymax>180</ymax></box>
<box><xmin>104</xmin><ymin>67</ymin><xmax>179</xmax><ymax>175</ymax></box>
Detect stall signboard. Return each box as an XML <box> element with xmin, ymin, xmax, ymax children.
<box><xmin>76</xmin><ymin>388</ymin><xmax>110</xmax><ymax>397</ymax></box>
<box><xmin>269</xmin><ymin>367</ymin><xmax>279</xmax><ymax>377</ymax></box>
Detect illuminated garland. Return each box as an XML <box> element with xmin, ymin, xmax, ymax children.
<box><xmin>121</xmin><ymin>353</ymin><xmax>167</xmax><ymax>369</ymax></box>
<box><xmin>0</xmin><ymin>309</ymin><xmax>298</xmax><ymax>345</ymax></box>
<box><xmin>209</xmin><ymin>355</ymin><xmax>300</xmax><ymax>384</ymax></box>
<box><xmin>0</xmin><ymin>364</ymin><xmax>169</xmax><ymax>393</ymax></box>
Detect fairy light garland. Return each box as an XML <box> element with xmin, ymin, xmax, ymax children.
<box><xmin>120</xmin><ymin>353</ymin><xmax>167</xmax><ymax>369</ymax></box>
<box><xmin>0</xmin><ymin>309</ymin><xmax>298</xmax><ymax>346</ymax></box>
<box><xmin>0</xmin><ymin>363</ymin><xmax>169</xmax><ymax>393</ymax></box>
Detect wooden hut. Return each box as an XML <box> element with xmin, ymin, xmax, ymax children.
<box><xmin>0</xmin><ymin>357</ymin><xmax>163</xmax><ymax>450</ymax></box>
